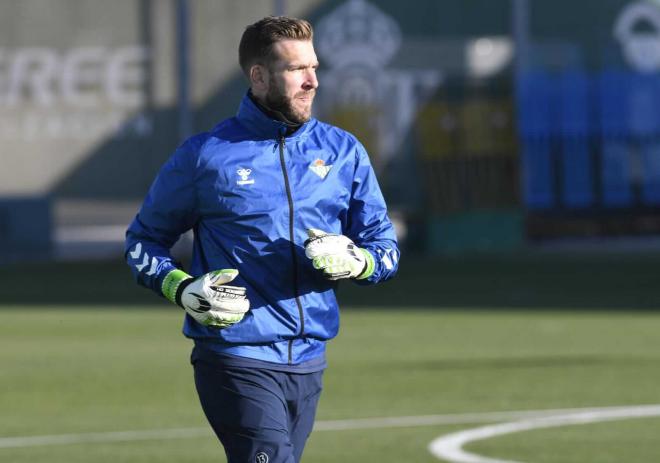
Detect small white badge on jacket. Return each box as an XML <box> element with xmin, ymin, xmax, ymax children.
<box><xmin>309</xmin><ymin>159</ymin><xmax>332</xmax><ymax>179</ymax></box>
<box><xmin>236</xmin><ymin>167</ymin><xmax>255</xmax><ymax>185</ymax></box>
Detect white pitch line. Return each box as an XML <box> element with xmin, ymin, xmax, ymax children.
<box><xmin>312</xmin><ymin>407</ymin><xmax>601</xmax><ymax>431</ymax></box>
<box><xmin>428</xmin><ymin>404</ymin><xmax>660</xmax><ymax>463</ymax></box>
<box><xmin>3</xmin><ymin>405</ymin><xmax>659</xmax><ymax>451</ymax></box>
<box><xmin>0</xmin><ymin>406</ymin><xmax>627</xmax><ymax>450</ymax></box>
<box><xmin>0</xmin><ymin>427</ymin><xmax>212</xmax><ymax>449</ymax></box>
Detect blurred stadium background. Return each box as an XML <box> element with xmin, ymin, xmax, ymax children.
<box><xmin>3</xmin><ymin>0</ymin><xmax>660</xmax><ymax>462</ymax></box>
<box><xmin>6</xmin><ymin>0</ymin><xmax>660</xmax><ymax>260</ymax></box>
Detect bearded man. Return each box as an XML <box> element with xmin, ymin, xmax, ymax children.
<box><xmin>125</xmin><ymin>16</ymin><xmax>399</xmax><ymax>463</ymax></box>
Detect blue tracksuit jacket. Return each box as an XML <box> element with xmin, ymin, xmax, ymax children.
<box><xmin>125</xmin><ymin>93</ymin><xmax>399</xmax><ymax>365</ymax></box>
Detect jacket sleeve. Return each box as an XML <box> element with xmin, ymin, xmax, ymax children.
<box><xmin>124</xmin><ymin>138</ymin><xmax>200</xmax><ymax>297</ymax></box>
<box><xmin>345</xmin><ymin>142</ymin><xmax>400</xmax><ymax>285</ymax></box>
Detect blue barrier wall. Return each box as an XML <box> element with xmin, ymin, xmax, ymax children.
<box><xmin>0</xmin><ymin>198</ymin><xmax>52</xmax><ymax>264</ymax></box>
<box><xmin>517</xmin><ymin>69</ymin><xmax>660</xmax><ymax>211</ymax></box>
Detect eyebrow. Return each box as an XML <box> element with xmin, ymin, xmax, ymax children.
<box><xmin>287</xmin><ymin>62</ymin><xmax>319</xmax><ymax>70</ymax></box>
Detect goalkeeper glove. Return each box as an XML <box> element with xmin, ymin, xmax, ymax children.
<box><xmin>161</xmin><ymin>268</ymin><xmax>249</xmax><ymax>328</ymax></box>
<box><xmin>304</xmin><ymin>228</ymin><xmax>375</xmax><ymax>280</ymax></box>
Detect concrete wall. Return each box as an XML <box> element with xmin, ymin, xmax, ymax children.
<box><xmin>0</xmin><ymin>0</ymin><xmax>322</xmax><ymax>198</ymax></box>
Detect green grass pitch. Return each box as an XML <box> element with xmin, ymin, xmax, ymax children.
<box><xmin>2</xmin><ymin>305</ymin><xmax>660</xmax><ymax>462</ymax></box>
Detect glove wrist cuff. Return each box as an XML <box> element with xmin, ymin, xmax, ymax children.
<box><xmin>161</xmin><ymin>268</ymin><xmax>193</xmax><ymax>305</ymax></box>
<box><xmin>356</xmin><ymin>248</ymin><xmax>375</xmax><ymax>280</ymax></box>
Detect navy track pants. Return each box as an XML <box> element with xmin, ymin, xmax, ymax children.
<box><xmin>191</xmin><ymin>348</ymin><xmax>324</xmax><ymax>463</ymax></box>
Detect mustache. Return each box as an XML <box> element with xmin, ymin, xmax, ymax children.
<box><xmin>295</xmin><ymin>90</ymin><xmax>316</xmax><ymax>99</ymax></box>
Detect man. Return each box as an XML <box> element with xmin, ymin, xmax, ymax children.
<box><xmin>125</xmin><ymin>16</ymin><xmax>399</xmax><ymax>463</ymax></box>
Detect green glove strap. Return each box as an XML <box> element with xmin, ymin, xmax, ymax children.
<box><xmin>161</xmin><ymin>268</ymin><xmax>193</xmax><ymax>304</ymax></box>
<box><xmin>356</xmin><ymin>248</ymin><xmax>375</xmax><ymax>280</ymax></box>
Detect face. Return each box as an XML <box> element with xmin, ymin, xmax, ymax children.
<box><xmin>256</xmin><ymin>39</ymin><xmax>319</xmax><ymax>124</ymax></box>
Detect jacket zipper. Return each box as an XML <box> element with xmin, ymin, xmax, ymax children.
<box><xmin>278</xmin><ymin>133</ymin><xmax>305</xmax><ymax>364</ymax></box>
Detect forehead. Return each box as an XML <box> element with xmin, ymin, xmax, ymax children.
<box><xmin>269</xmin><ymin>39</ymin><xmax>317</xmax><ymax>66</ymax></box>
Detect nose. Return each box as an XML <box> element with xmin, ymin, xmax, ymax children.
<box><xmin>303</xmin><ymin>68</ymin><xmax>318</xmax><ymax>90</ymax></box>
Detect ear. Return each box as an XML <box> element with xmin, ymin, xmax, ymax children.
<box><xmin>249</xmin><ymin>64</ymin><xmax>268</xmax><ymax>92</ymax></box>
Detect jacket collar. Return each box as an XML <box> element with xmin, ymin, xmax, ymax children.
<box><xmin>236</xmin><ymin>91</ymin><xmax>314</xmax><ymax>141</ymax></box>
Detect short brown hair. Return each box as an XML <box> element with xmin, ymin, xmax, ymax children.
<box><xmin>239</xmin><ymin>16</ymin><xmax>313</xmax><ymax>75</ymax></box>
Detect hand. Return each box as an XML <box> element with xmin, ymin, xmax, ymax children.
<box><xmin>304</xmin><ymin>228</ymin><xmax>374</xmax><ymax>280</ymax></box>
<box><xmin>162</xmin><ymin>269</ymin><xmax>250</xmax><ymax>328</ymax></box>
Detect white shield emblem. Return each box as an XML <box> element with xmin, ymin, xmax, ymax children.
<box><xmin>309</xmin><ymin>159</ymin><xmax>332</xmax><ymax>179</ymax></box>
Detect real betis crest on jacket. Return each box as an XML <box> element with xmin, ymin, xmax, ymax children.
<box><xmin>309</xmin><ymin>159</ymin><xmax>332</xmax><ymax>179</ymax></box>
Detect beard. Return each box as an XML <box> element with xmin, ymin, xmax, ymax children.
<box><xmin>265</xmin><ymin>77</ymin><xmax>315</xmax><ymax>124</ymax></box>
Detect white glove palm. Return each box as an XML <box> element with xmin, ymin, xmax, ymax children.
<box><xmin>304</xmin><ymin>228</ymin><xmax>374</xmax><ymax>280</ymax></box>
<box><xmin>180</xmin><ymin>269</ymin><xmax>249</xmax><ymax>327</ymax></box>
<box><xmin>163</xmin><ymin>268</ymin><xmax>250</xmax><ymax>328</ymax></box>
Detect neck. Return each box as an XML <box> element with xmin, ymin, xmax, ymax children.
<box><xmin>248</xmin><ymin>90</ymin><xmax>301</xmax><ymax>135</ymax></box>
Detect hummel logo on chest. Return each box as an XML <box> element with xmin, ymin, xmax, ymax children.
<box><xmin>309</xmin><ymin>159</ymin><xmax>332</xmax><ymax>179</ymax></box>
<box><xmin>236</xmin><ymin>167</ymin><xmax>255</xmax><ymax>185</ymax></box>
